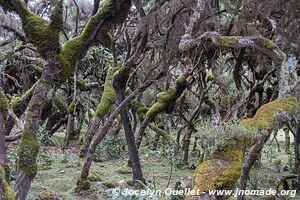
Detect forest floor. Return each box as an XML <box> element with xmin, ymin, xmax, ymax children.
<box><xmin>6</xmin><ymin>130</ymin><xmax>300</xmax><ymax>200</ymax></box>
<box><xmin>8</xmin><ymin>133</ymin><xmax>195</xmax><ymax>200</ymax></box>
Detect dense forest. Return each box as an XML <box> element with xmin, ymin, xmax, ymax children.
<box><xmin>0</xmin><ymin>0</ymin><xmax>299</xmax><ymax>199</ymax></box>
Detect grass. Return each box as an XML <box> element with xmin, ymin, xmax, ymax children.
<box><xmin>10</xmin><ymin>135</ymin><xmax>194</xmax><ymax>200</ymax></box>
<box><xmin>6</xmin><ymin>130</ymin><xmax>300</xmax><ymax>199</ymax></box>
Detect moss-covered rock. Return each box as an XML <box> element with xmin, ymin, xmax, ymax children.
<box><xmin>37</xmin><ymin>188</ymin><xmax>60</xmax><ymax>200</ymax></box>
<box><xmin>242</xmin><ymin>97</ymin><xmax>298</xmax><ymax>129</ymax></box>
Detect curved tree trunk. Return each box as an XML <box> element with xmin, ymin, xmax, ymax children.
<box><xmin>114</xmin><ymin>75</ymin><xmax>145</xmax><ymax>183</ymax></box>
<box><xmin>15</xmin><ymin>60</ymin><xmax>60</xmax><ymax>199</ymax></box>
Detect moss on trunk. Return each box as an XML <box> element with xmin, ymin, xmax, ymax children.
<box><xmin>0</xmin><ymin>92</ymin><xmax>8</xmax><ymax>119</ymax></box>
<box><xmin>242</xmin><ymin>97</ymin><xmax>298</xmax><ymax>129</ymax></box>
<box><xmin>95</xmin><ymin>67</ymin><xmax>118</xmax><ymax>117</ymax></box>
<box><xmin>0</xmin><ymin>165</ymin><xmax>15</xmax><ymax>200</ymax></box>
<box><xmin>146</xmin><ymin>75</ymin><xmax>187</xmax><ymax>119</ymax></box>
<box><xmin>193</xmin><ymin>140</ymin><xmax>245</xmax><ymax>193</ymax></box>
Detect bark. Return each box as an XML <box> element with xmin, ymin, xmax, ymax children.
<box><xmin>284</xmin><ymin>128</ymin><xmax>290</xmax><ymax>153</ymax></box>
<box><xmin>64</xmin><ymin>65</ymin><xmax>77</xmax><ymax>150</ymax></box>
<box><xmin>114</xmin><ymin>75</ymin><xmax>145</xmax><ymax>183</ymax></box>
<box><xmin>79</xmin><ymin>115</ymin><xmax>101</xmax><ymax>157</ymax></box>
<box><xmin>77</xmin><ymin>85</ymin><xmax>149</xmax><ymax>191</ymax></box>
<box><xmin>182</xmin><ymin>125</ymin><xmax>194</xmax><ymax>164</ymax></box>
<box><xmin>238</xmin><ymin>131</ymin><xmax>271</xmax><ymax>200</ymax></box>
<box><xmin>294</xmin><ymin>125</ymin><xmax>300</xmax><ymax>189</ymax></box>
<box><xmin>15</xmin><ymin>58</ymin><xmax>61</xmax><ymax>199</ymax></box>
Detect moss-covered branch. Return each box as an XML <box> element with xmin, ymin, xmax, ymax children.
<box><xmin>76</xmin><ymin>80</ymin><xmax>99</xmax><ymax>91</ymax></box>
<box><xmin>95</xmin><ymin>67</ymin><xmax>118</xmax><ymax>117</ymax></box>
<box><xmin>242</xmin><ymin>97</ymin><xmax>298</xmax><ymax>130</ymax></box>
<box><xmin>193</xmin><ymin>140</ymin><xmax>245</xmax><ymax>194</ymax></box>
<box><xmin>0</xmin><ymin>92</ymin><xmax>8</xmax><ymax>120</ymax></box>
<box><xmin>80</xmin><ymin>66</ymin><xmax>118</xmax><ymax>157</ymax></box>
<box><xmin>179</xmin><ymin>32</ymin><xmax>286</xmax><ymax>63</ymax></box>
<box><xmin>59</xmin><ymin>0</ymin><xmax>131</xmax><ymax>80</ymax></box>
<box><xmin>10</xmin><ymin>81</ymin><xmax>38</xmax><ymax>116</ymax></box>
<box><xmin>148</xmin><ymin>123</ymin><xmax>176</xmax><ymax>146</ymax></box>
<box><xmin>146</xmin><ymin>75</ymin><xmax>188</xmax><ymax>119</ymax></box>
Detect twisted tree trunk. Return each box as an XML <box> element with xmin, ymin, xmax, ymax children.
<box><xmin>15</xmin><ymin>59</ymin><xmax>61</xmax><ymax>200</ymax></box>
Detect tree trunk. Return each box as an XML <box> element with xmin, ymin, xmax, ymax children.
<box><xmin>294</xmin><ymin>125</ymin><xmax>300</xmax><ymax>189</ymax></box>
<box><xmin>114</xmin><ymin>78</ymin><xmax>145</xmax><ymax>183</ymax></box>
<box><xmin>182</xmin><ymin>125</ymin><xmax>193</xmax><ymax>164</ymax></box>
<box><xmin>77</xmin><ymin>87</ymin><xmax>146</xmax><ymax>191</ymax></box>
<box><xmin>79</xmin><ymin>115</ymin><xmax>101</xmax><ymax>157</ymax></box>
<box><xmin>238</xmin><ymin>131</ymin><xmax>270</xmax><ymax>200</ymax></box>
<box><xmin>15</xmin><ymin>59</ymin><xmax>60</xmax><ymax>200</ymax></box>
<box><xmin>284</xmin><ymin>127</ymin><xmax>290</xmax><ymax>153</ymax></box>
<box><xmin>64</xmin><ymin>66</ymin><xmax>77</xmax><ymax>149</ymax></box>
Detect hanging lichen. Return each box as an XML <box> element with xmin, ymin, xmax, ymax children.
<box><xmin>242</xmin><ymin>97</ymin><xmax>298</xmax><ymax>129</ymax></box>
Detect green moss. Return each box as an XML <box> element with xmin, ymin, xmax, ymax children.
<box><xmin>67</xmin><ymin>101</ymin><xmax>75</xmax><ymax>113</ymax></box>
<box><xmin>53</xmin><ymin>95</ymin><xmax>68</xmax><ymax>112</ymax></box>
<box><xmin>219</xmin><ymin>36</ymin><xmax>239</xmax><ymax>47</ymax></box>
<box><xmin>193</xmin><ymin>140</ymin><xmax>245</xmax><ymax>192</ymax></box>
<box><xmin>58</xmin><ymin>0</ymin><xmax>116</xmax><ymax>80</ymax></box>
<box><xmin>116</xmin><ymin>163</ymin><xmax>132</xmax><ymax>174</ymax></box>
<box><xmin>0</xmin><ymin>165</ymin><xmax>15</xmax><ymax>200</ymax></box>
<box><xmin>88</xmin><ymin>171</ymin><xmax>103</xmax><ymax>182</ymax></box>
<box><xmin>242</xmin><ymin>97</ymin><xmax>299</xmax><ymax>129</ymax></box>
<box><xmin>23</xmin><ymin>14</ymin><xmax>57</xmax><ymax>58</ymax></box>
<box><xmin>220</xmin><ymin>95</ymin><xmax>231</xmax><ymax>109</ymax></box>
<box><xmin>75</xmin><ymin>178</ymin><xmax>91</xmax><ymax>192</ymax></box>
<box><xmin>0</xmin><ymin>91</ymin><xmax>8</xmax><ymax>119</ymax></box>
<box><xmin>59</xmin><ymin>36</ymin><xmax>87</xmax><ymax>79</ymax></box>
<box><xmin>95</xmin><ymin>67</ymin><xmax>118</xmax><ymax>117</ymax></box>
<box><xmin>254</xmin><ymin>37</ymin><xmax>286</xmax><ymax>60</ymax></box>
<box><xmin>146</xmin><ymin>74</ymin><xmax>187</xmax><ymax>118</ymax></box>
<box><xmin>11</xmin><ymin>81</ymin><xmax>38</xmax><ymax>116</ymax></box>
<box><xmin>18</xmin><ymin>132</ymin><xmax>40</xmax><ymax>175</ymax></box>
<box><xmin>148</xmin><ymin>123</ymin><xmax>176</xmax><ymax>146</ymax></box>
